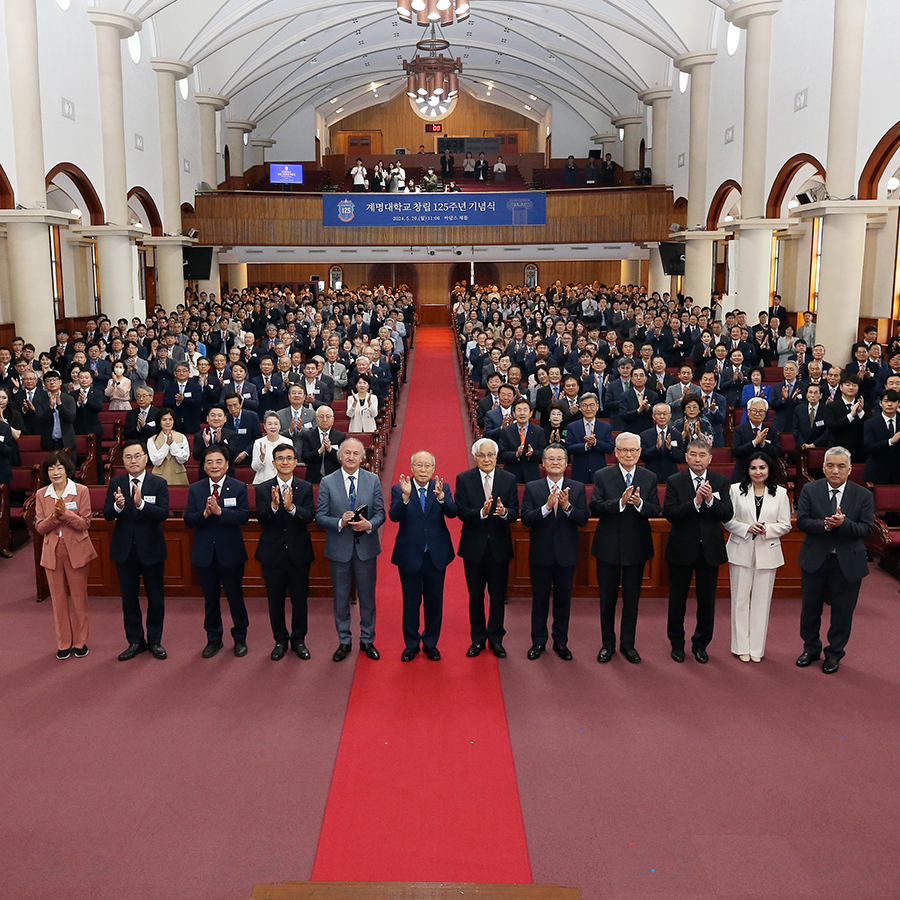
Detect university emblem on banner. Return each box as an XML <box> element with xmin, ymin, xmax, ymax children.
<box><xmin>337</xmin><ymin>199</ymin><xmax>355</xmax><ymax>222</ymax></box>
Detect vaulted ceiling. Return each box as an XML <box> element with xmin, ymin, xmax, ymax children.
<box><xmin>117</xmin><ymin>0</ymin><xmax>730</xmax><ymax>138</ymax></box>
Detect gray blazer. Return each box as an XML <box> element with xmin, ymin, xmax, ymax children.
<box><xmin>276</xmin><ymin>404</ymin><xmax>317</xmax><ymax>457</ymax></box>
<box><xmin>316</xmin><ymin>467</ymin><xmax>385</xmax><ymax>562</ymax></box>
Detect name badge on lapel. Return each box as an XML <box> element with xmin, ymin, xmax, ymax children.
<box><xmin>224</xmin><ymin>497</ymin><xmax>237</xmax><ymax>507</ymax></box>
<box><xmin>238</xmin><ymin>428</ymin><xmax>247</xmax><ymax>435</ymax></box>
<box><xmin>143</xmin><ymin>496</ymin><xmax>156</xmax><ymax>504</ymax></box>
<box><xmin>65</xmin><ymin>501</ymin><xmax>78</xmax><ymax>511</ymax></box>
<box><xmin>146</xmin><ymin>420</ymin><xmax>156</xmax><ymax>428</ymax></box>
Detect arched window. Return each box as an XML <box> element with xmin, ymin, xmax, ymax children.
<box><xmin>524</xmin><ymin>264</ymin><xmax>538</xmax><ymax>289</ymax></box>
<box><xmin>329</xmin><ymin>265</ymin><xmax>343</xmax><ymax>290</ymax></box>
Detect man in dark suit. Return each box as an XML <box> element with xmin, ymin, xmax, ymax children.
<box><xmin>163</xmin><ymin>363</ymin><xmax>203</xmax><ymax>436</ymax></box>
<box><xmin>619</xmin><ymin>367</ymin><xmax>659</xmax><ymax>433</ymax></box>
<box><xmin>389</xmin><ymin>451</ymin><xmax>458</xmax><ymax>661</ymax></box>
<box><xmin>769</xmin><ymin>296</ymin><xmax>788</xmax><ymax>331</ymax></box>
<box><xmin>300</xmin><ymin>360</ymin><xmax>334</xmax><ymax>407</ymax></box>
<box><xmin>793</xmin><ymin>382</ymin><xmax>830</xmax><ymax>451</ymax></box>
<box><xmin>104</xmin><ymin>440</ymin><xmax>170</xmax><ymax>660</ymax></box>
<box><xmin>824</xmin><ymin>373</ymin><xmax>868</xmax><ymax>463</ymax></box>
<box><xmin>15</xmin><ymin>369</ymin><xmax>46</xmax><ymax>434</ymax></box>
<box><xmin>183</xmin><ymin>446</ymin><xmax>251</xmax><ymax>658</ymax></box>
<box><xmin>565</xmin><ymin>393</ymin><xmax>613</xmax><ymax>483</ymax></box>
<box><xmin>796</xmin><ymin>447</ymin><xmax>875</xmax><ymax>673</ymax></box>
<box><xmin>482</xmin><ymin>383</ymin><xmax>516</xmax><ymax>441</ymax></box>
<box><xmin>70</xmin><ymin>368</ymin><xmax>105</xmax><ymax>439</ymax></box>
<box><xmin>85</xmin><ymin>343</ymin><xmax>112</xmax><ymax>387</ymax></box>
<box><xmin>862</xmin><ymin>389</ymin><xmax>900</xmax><ymax>484</ymax></box>
<box><xmin>590</xmin><ymin>432</ymin><xmax>660</xmax><ymax>663</ymax></box>
<box><xmin>255</xmin><ymin>442</ymin><xmax>316</xmax><ymax>661</ymax></box>
<box><xmin>521</xmin><ymin>443</ymin><xmax>591</xmax><ymax>660</ymax></box>
<box><xmin>731</xmin><ymin>397</ymin><xmax>782</xmax><ymax>480</ymax></box>
<box><xmin>224</xmin><ymin>392</ymin><xmax>261</xmax><ymax>466</ymax></box>
<box><xmin>455</xmin><ymin>438</ymin><xmax>519</xmax><ymax>658</ymax></box>
<box><xmin>696</xmin><ymin>371</ymin><xmax>727</xmax><ymax>447</ymax></box>
<box><xmin>36</xmin><ymin>370</ymin><xmax>76</xmax><ymax>453</ymax></box>
<box><xmin>640</xmin><ymin>402</ymin><xmax>685</xmax><ymax>481</ymax></box>
<box><xmin>252</xmin><ymin>357</ymin><xmax>286</xmax><ymax>416</ymax></box>
<box><xmin>769</xmin><ymin>361</ymin><xmax>804</xmax><ymax>433</ymax></box>
<box><xmin>208</xmin><ymin>318</ymin><xmax>236</xmax><ymax>356</ymax></box>
<box><xmin>499</xmin><ymin>397</ymin><xmax>547</xmax><ymax>482</ymax></box>
<box><xmin>300</xmin><ymin>406</ymin><xmax>345</xmax><ymax>483</ymax></box>
<box><xmin>664</xmin><ymin>439</ymin><xmax>734</xmax><ymax>663</ymax></box>
<box><xmin>476</xmin><ymin>372</ymin><xmax>503</xmax><ymax>428</ymax></box>
<box><xmin>719</xmin><ymin>350</ymin><xmax>749</xmax><ymax>408</ymax></box>
<box><xmin>124</xmin><ymin>386</ymin><xmax>160</xmax><ymax>441</ymax></box>
<box><xmin>193</xmin><ymin>404</ymin><xmax>237</xmax><ymax>467</ymax></box>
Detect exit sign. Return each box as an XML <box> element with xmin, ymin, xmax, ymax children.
<box><xmin>425</xmin><ymin>123</ymin><xmax>442</xmax><ymax>133</ymax></box>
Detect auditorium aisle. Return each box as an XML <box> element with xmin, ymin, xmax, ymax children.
<box><xmin>312</xmin><ymin>326</ymin><xmax>532</xmax><ymax>883</ymax></box>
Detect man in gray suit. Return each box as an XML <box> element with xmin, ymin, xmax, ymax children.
<box><xmin>796</xmin><ymin>445</ymin><xmax>875</xmax><ymax>674</ymax></box>
<box><xmin>276</xmin><ymin>383</ymin><xmax>316</xmax><ymax>457</ymax></box>
<box><xmin>316</xmin><ymin>437</ymin><xmax>386</xmax><ymax>661</ymax></box>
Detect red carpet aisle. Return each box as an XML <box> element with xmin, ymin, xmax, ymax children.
<box><xmin>312</xmin><ymin>328</ymin><xmax>532</xmax><ymax>883</ymax></box>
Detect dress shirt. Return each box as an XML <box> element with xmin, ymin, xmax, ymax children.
<box><xmin>209</xmin><ymin>477</ymin><xmax>226</xmax><ymax>497</ymax></box>
<box><xmin>618</xmin><ymin>464</ymin><xmax>643</xmax><ymax>512</ymax></box>
<box><xmin>542</xmin><ymin>477</ymin><xmax>572</xmax><ymax>517</ymax></box>
<box><xmin>882</xmin><ymin>414</ymin><xmax>898</xmax><ymax>441</ymax></box>
<box><xmin>115</xmin><ymin>469</ymin><xmax>147</xmax><ymax>512</ymax></box>
<box><xmin>691</xmin><ymin>469</ymin><xmax>714</xmax><ymax>510</ymax></box>
<box><xmin>274</xmin><ymin>475</ymin><xmax>296</xmax><ymax>515</ymax></box>
<box><xmin>338</xmin><ymin>468</ymin><xmax>370</xmax><ymax>532</ymax></box>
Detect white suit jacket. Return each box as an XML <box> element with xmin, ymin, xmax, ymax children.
<box><xmin>724</xmin><ymin>482</ymin><xmax>792</xmax><ymax>569</ymax></box>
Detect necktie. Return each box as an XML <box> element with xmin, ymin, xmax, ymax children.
<box><xmin>348</xmin><ymin>475</ymin><xmax>356</xmax><ymax>508</ymax></box>
<box><xmin>586</xmin><ymin>420</ymin><xmax>593</xmax><ymax>437</ymax></box>
<box><xmin>551</xmin><ymin>482</ymin><xmax>560</xmax><ymax>515</ymax></box>
<box><xmin>754</xmin><ymin>426</ymin><xmax>760</xmax><ymax>438</ymax></box>
<box><xmin>625</xmin><ymin>471</ymin><xmax>632</xmax><ymax>489</ymax></box>
<box><xmin>889</xmin><ymin>418</ymin><xmax>896</xmax><ymax>438</ymax></box>
<box><xmin>419</xmin><ymin>486</ymin><xmax>427</xmax><ymax>511</ymax></box>
<box><xmin>483</xmin><ymin>473</ymin><xmax>492</xmax><ymax>501</ymax></box>
<box><xmin>810</xmin><ymin>407</ymin><xmax>815</xmax><ymax>427</ymax></box>
<box><xmin>695</xmin><ymin>475</ymin><xmax>703</xmax><ymax>493</ymax></box>
<box><xmin>552</xmin><ymin>385</ymin><xmax>559</xmax><ymax>400</ymax></box>
<box><xmin>132</xmin><ymin>478</ymin><xmax>139</xmax><ymax>503</ymax></box>
<box><xmin>830</xmin><ymin>488</ymin><xmax>839</xmax><ymax>515</ymax></box>
<box><xmin>212</xmin><ymin>483</ymin><xmax>220</xmax><ymax>501</ymax></box>
<box><xmin>519</xmin><ymin>425</ymin><xmax>526</xmax><ymax>445</ymax></box>
<box><xmin>234</xmin><ymin>416</ymin><xmax>240</xmax><ymax>430</ymax></box>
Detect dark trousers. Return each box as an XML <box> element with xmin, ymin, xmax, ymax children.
<box><xmin>800</xmin><ymin>556</ymin><xmax>862</xmax><ymax>661</ymax></box>
<box><xmin>530</xmin><ymin>560</ymin><xmax>575</xmax><ymax>647</ymax></box>
<box><xmin>596</xmin><ymin>559</ymin><xmax>645</xmax><ymax>651</ymax></box>
<box><xmin>400</xmin><ymin>554</ymin><xmax>445</xmax><ymax>649</ymax></box>
<box><xmin>464</xmin><ymin>555</ymin><xmax>508</xmax><ymax>644</ymax></box>
<box><xmin>263</xmin><ymin>559</ymin><xmax>311</xmax><ymax>646</ymax></box>
<box><xmin>116</xmin><ymin>545</ymin><xmax>165</xmax><ymax>645</ymax></box>
<box><xmin>196</xmin><ymin>552</ymin><xmax>248</xmax><ymax>642</ymax></box>
<box><xmin>667</xmin><ymin>549</ymin><xmax>720</xmax><ymax>651</ymax></box>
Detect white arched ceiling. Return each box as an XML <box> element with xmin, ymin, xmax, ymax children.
<box><xmin>111</xmin><ymin>0</ymin><xmax>729</xmax><ymax>138</ymax></box>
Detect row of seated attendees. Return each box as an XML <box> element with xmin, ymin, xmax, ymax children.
<box><xmin>346</xmin><ymin>156</ymin><xmax>527</xmax><ymax>193</ymax></box>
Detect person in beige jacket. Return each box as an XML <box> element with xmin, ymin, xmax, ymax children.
<box><xmin>724</xmin><ymin>451</ymin><xmax>792</xmax><ymax>663</ymax></box>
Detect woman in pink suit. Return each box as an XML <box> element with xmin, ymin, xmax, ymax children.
<box><xmin>34</xmin><ymin>451</ymin><xmax>98</xmax><ymax>659</ymax></box>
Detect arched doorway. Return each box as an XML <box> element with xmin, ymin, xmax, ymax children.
<box><xmin>859</xmin><ymin>120</ymin><xmax>900</xmax><ymax>199</ymax></box>
<box><xmin>448</xmin><ymin>262</ymin><xmax>500</xmax><ymax>290</ymax></box>
<box><xmin>367</xmin><ymin>263</ymin><xmax>419</xmax><ymax>299</ymax></box>
<box><xmin>767</xmin><ymin>153</ymin><xmax>825</xmax><ymax>218</ymax></box>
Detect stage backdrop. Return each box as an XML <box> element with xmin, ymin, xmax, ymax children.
<box><xmin>323</xmin><ymin>191</ymin><xmax>546</xmax><ymax>227</ymax></box>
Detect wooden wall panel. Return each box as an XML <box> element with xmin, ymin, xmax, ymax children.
<box><xmin>334</xmin><ymin>91</ymin><xmax>538</xmax><ymax>156</ymax></box>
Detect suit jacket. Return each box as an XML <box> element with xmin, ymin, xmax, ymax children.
<box><xmin>228</xmin><ymin>410</ymin><xmax>262</xmax><ymax>461</ymax></box>
<box><xmin>183</xmin><ymin>476</ymin><xmax>250</xmax><ymax>567</ymax></box>
<box><xmin>520</xmin><ymin>477</ymin><xmax>590</xmax><ymax>567</ymax></box>
<box><xmin>724</xmin><ymin>483</ymin><xmax>792</xmax><ymax>569</ymax></box>
<box><xmin>730</xmin><ymin>420</ymin><xmax>782</xmax><ymax>480</ymax></box>
<box><xmin>769</xmin><ymin>381</ymin><xmax>805</xmax><ymax>433</ymax></box>
<box><xmin>565</xmin><ymin>417</ymin><xmax>614</xmax><ymax>484</ymax></box>
<box><xmin>483</xmin><ymin>406</ymin><xmax>514</xmax><ymax>440</ymax></box>
<box><xmin>663</xmin><ymin>468</ymin><xmax>733</xmax><ymax>566</ymax></box>
<box><xmin>454</xmin><ymin>466</ymin><xmax>519</xmax><ymax>563</ymax></box>
<box><xmin>863</xmin><ymin>415</ymin><xmax>900</xmax><ymax>483</ymax></box>
<box><xmin>535</xmin><ymin>384</ymin><xmax>565</xmax><ymax>427</ymax></box>
<box><xmin>34</xmin><ymin>482</ymin><xmax>98</xmax><ymax>570</ymax></box>
<box><xmin>719</xmin><ymin>364</ymin><xmax>750</xmax><ymax>407</ymax></box>
<box><xmin>792</xmin><ymin>403</ymin><xmax>829</xmax><ymax>450</ymax></box>
<box><xmin>476</xmin><ymin>393</ymin><xmax>500</xmax><ymax>428</ymax></box>
<box><xmin>619</xmin><ymin>386</ymin><xmax>660</xmax><ymax>432</ymax></box>
<box><xmin>300</xmin><ymin>427</ymin><xmax>346</xmax><ymax>483</ymax></box>
<box><xmin>665</xmin><ymin>381</ymin><xmax>701</xmax><ymax>415</ymax></box>
<box><xmin>86</xmin><ymin>357</ymin><xmax>112</xmax><ymax>387</ymax></box>
<box><xmin>640</xmin><ymin>424</ymin><xmax>686</xmax><ymax>481</ymax></box>
<box><xmin>315</xmin><ymin>467</ymin><xmax>385</xmax><ymax>562</ymax></box>
<box><xmin>796</xmin><ymin>478</ymin><xmax>874</xmax><ymax>581</ymax></box>
<box><xmin>590</xmin><ymin>464</ymin><xmax>660</xmax><ymax>566</ymax></box>
<box><xmin>0</xmin><ymin>421</ymin><xmax>14</xmax><ymax>483</ymax></box>
<box><xmin>824</xmin><ymin>395</ymin><xmax>868</xmax><ymax>461</ymax></box>
<box><xmin>192</xmin><ymin>427</ymin><xmax>238</xmax><ymax>465</ymax></box>
<box><xmin>254</xmin><ymin>476</ymin><xmax>316</xmax><ymax>566</ymax></box>
<box><xmin>164</xmin><ymin>379</ymin><xmax>203</xmax><ymax>435</ymax></box>
<box><xmin>219</xmin><ymin>379</ymin><xmax>259</xmax><ymax>412</ymax></box>
<box><xmin>124</xmin><ymin>406</ymin><xmax>161</xmax><ymax>441</ymax></box>
<box><xmin>499</xmin><ymin>422</ymin><xmax>548</xmax><ymax>483</ymax></box>
<box><xmin>389</xmin><ymin>479</ymin><xmax>458</xmax><ymax>572</ymax></box>
<box><xmin>70</xmin><ymin>385</ymin><xmax>105</xmax><ymax>438</ymax></box>
<box><xmin>103</xmin><ymin>471</ymin><xmax>170</xmax><ymax>565</ymax></box>
<box><xmin>251</xmin><ymin>374</ymin><xmax>287</xmax><ymax>416</ymax></box>
<box><xmin>36</xmin><ymin>392</ymin><xmax>76</xmax><ymax>451</ymax></box>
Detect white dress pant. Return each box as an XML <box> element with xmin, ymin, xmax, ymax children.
<box><xmin>728</xmin><ymin>559</ymin><xmax>777</xmax><ymax>658</ymax></box>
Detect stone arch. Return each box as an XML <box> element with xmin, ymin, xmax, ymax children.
<box><xmin>127</xmin><ymin>186</ymin><xmax>163</xmax><ymax>236</ymax></box>
<box><xmin>707</xmin><ymin>179</ymin><xmax>741</xmax><ymax>231</ymax></box>
<box><xmin>45</xmin><ymin>162</ymin><xmax>104</xmax><ymax>224</ymax></box>
<box><xmin>858</xmin><ymin>120</ymin><xmax>900</xmax><ymax>200</ymax></box>
<box><xmin>766</xmin><ymin>153</ymin><xmax>825</xmax><ymax>218</ymax></box>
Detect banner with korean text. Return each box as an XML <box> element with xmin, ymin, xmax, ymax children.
<box><xmin>323</xmin><ymin>192</ymin><xmax>546</xmax><ymax>227</ymax></box>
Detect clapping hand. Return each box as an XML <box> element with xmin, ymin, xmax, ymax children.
<box><xmin>399</xmin><ymin>473</ymin><xmax>412</xmax><ymax>499</ymax></box>
<box><xmin>558</xmin><ymin>486</ymin><xmax>571</xmax><ymax>511</ymax></box>
<box><xmin>54</xmin><ymin>495</ymin><xmax>66</xmax><ymax>517</ymax></box>
<box><xmin>114</xmin><ymin>486</ymin><xmax>126</xmax><ymax>508</ymax></box>
<box><xmin>493</xmin><ymin>497</ymin><xmax>506</xmax><ymax>517</ymax></box>
<box><xmin>434</xmin><ymin>477</ymin><xmax>445</xmax><ymax>502</ymax></box>
<box><xmin>753</xmin><ymin>427</ymin><xmax>769</xmax><ymax>446</ymax></box>
<box><xmin>825</xmin><ymin>507</ymin><xmax>845</xmax><ymax>530</ymax></box>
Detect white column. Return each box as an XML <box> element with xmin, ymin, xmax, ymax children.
<box><xmin>198</xmin><ymin>248</ymin><xmax>222</xmax><ymax>298</ymax></box>
<box><xmin>151</xmin><ymin>58</ymin><xmax>193</xmax><ymax>310</ymax></box>
<box><xmin>195</xmin><ymin>93</ymin><xmax>229</xmax><ymax>190</ymax></box>
<box><xmin>611</xmin><ymin>114</ymin><xmax>643</xmax><ymax>172</ymax></box>
<box><xmin>251</xmin><ymin>137</ymin><xmax>276</xmax><ymax>169</ymax></box>
<box><xmin>620</xmin><ymin>258</ymin><xmax>641</xmax><ymax>286</ymax></box>
<box><xmin>674</xmin><ymin>50</ymin><xmax>717</xmax><ymax>301</ymax></box>
<box><xmin>638</xmin><ymin>88</ymin><xmax>672</xmax><ymax>185</ymax></box>
<box><xmin>88</xmin><ymin>9</ymin><xmax>143</xmax><ymax>324</ymax></box>
<box><xmin>648</xmin><ymin>244</ymin><xmax>670</xmax><ymax>297</ymax></box>
<box><xmin>227</xmin><ymin>263</ymin><xmax>248</xmax><ymax>293</ymax></box>
<box><xmin>225</xmin><ymin>119</ymin><xmax>255</xmax><ymax>184</ymax></box>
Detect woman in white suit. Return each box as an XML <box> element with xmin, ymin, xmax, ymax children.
<box><xmin>724</xmin><ymin>451</ymin><xmax>792</xmax><ymax>662</ymax></box>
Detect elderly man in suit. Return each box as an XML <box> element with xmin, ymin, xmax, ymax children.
<box><xmin>124</xmin><ymin>386</ymin><xmax>160</xmax><ymax>441</ymax></box>
<box><xmin>499</xmin><ymin>396</ymin><xmax>547</xmax><ymax>483</ymax></box>
<box><xmin>731</xmin><ymin>397</ymin><xmax>782</xmax><ymax>481</ymax></box>
<box><xmin>164</xmin><ymin>363</ymin><xmax>203</xmax><ymax>436</ymax></box>
<box><xmin>184</xmin><ymin>445</ymin><xmax>251</xmax><ymax>658</ymax></box>
<box><xmin>793</xmin><ymin>381</ymin><xmax>830</xmax><ymax>452</ymax></box>
<box><xmin>455</xmin><ymin>438</ymin><xmax>519</xmax><ymax>658</ymax></box>
<box><xmin>301</xmin><ymin>406</ymin><xmax>346</xmax><ymax>483</ymax></box>
<box><xmin>640</xmin><ymin>403</ymin><xmax>685</xmax><ymax>481</ymax></box>
<box><xmin>521</xmin><ymin>443</ymin><xmax>591</xmax><ymax>660</ymax></box>
<box><xmin>796</xmin><ymin>446</ymin><xmax>875</xmax><ymax>673</ymax></box>
<box><xmin>863</xmin><ymin>389</ymin><xmax>900</xmax><ymax>484</ymax></box>
<box><xmin>565</xmin><ymin>393</ymin><xmax>613</xmax><ymax>484</ymax></box>
<box><xmin>255</xmin><ymin>441</ymin><xmax>316</xmax><ymax>661</ymax></box>
<box><xmin>36</xmin><ymin>370</ymin><xmax>77</xmax><ymax>455</ymax></box>
<box><xmin>104</xmin><ymin>439</ymin><xmax>170</xmax><ymax>661</ymax></box>
<box><xmin>664</xmin><ymin>439</ymin><xmax>734</xmax><ymax>663</ymax></box>
<box><xmin>390</xmin><ymin>451</ymin><xmax>458</xmax><ymax>661</ymax></box>
<box><xmin>590</xmin><ymin>432</ymin><xmax>660</xmax><ymax>664</ymax></box>
<box><xmin>316</xmin><ymin>437</ymin><xmax>385</xmax><ymax>661</ymax></box>
<box><xmin>224</xmin><ymin>392</ymin><xmax>261</xmax><ymax>467</ymax></box>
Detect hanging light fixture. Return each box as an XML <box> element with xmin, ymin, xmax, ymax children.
<box><xmin>402</xmin><ymin>24</ymin><xmax>463</xmax><ymax>111</ymax></box>
<box><xmin>400</xmin><ymin>0</ymin><xmax>470</xmax><ymax>26</ymax></box>
<box><xmin>397</xmin><ymin>0</ymin><xmax>412</xmax><ymax>18</ymax></box>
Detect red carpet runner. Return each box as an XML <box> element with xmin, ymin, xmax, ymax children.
<box><xmin>312</xmin><ymin>327</ymin><xmax>532</xmax><ymax>883</ymax></box>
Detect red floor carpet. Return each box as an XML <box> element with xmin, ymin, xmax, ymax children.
<box><xmin>312</xmin><ymin>327</ymin><xmax>532</xmax><ymax>883</ymax></box>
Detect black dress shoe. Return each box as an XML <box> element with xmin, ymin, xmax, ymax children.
<box><xmin>294</xmin><ymin>642</ymin><xmax>311</xmax><ymax>660</ymax></box>
<box><xmin>671</xmin><ymin>648</ymin><xmax>685</xmax><ymax>663</ymax></box>
<box><xmin>360</xmin><ymin>642</ymin><xmax>380</xmax><ymax>660</ymax></box>
<box><xmin>553</xmin><ymin>642</ymin><xmax>573</xmax><ymax>661</ymax></box>
<box><xmin>527</xmin><ymin>644</ymin><xmax>545</xmax><ymax>660</ymax></box>
<box><xmin>271</xmin><ymin>642</ymin><xmax>288</xmax><ymax>661</ymax></box>
<box><xmin>822</xmin><ymin>657</ymin><xmax>840</xmax><ymax>674</ymax></box>
<box><xmin>148</xmin><ymin>644</ymin><xmax>167</xmax><ymax>660</ymax></box>
<box><xmin>118</xmin><ymin>642</ymin><xmax>147</xmax><ymax>661</ymax></box>
<box><xmin>333</xmin><ymin>643</ymin><xmax>352</xmax><ymax>661</ymax></box>
<box><xmin>597</xmin><ymin>648</ymin><xmax>613</xmax><ymax>663</ymax></box>
<box><xmin>490</xmin><ymin>643</ymin><xmax>507</xmax><ymax>659</ymax></box>
<box><xmin>424</xmin><ymin>646</ymin><xmax>441</xmax><ymax>661</ymax></box>
<box><xmin>401</xmin><ymin>647</ymin><xmax>419</xmax><ymax>662</ymax></box>
<box><xmin>693</xmin><ymin>647</ymin><xmax>709</xmax><ymax>664</ymax></box>
<box><xmin>234</xmin><ymin>641</ymin><xmax>248</xmax><ymax>657</ymax></box>
<box><xmin>466</xmin><ymin>642</ymin><xmax>485</xmax><ymax>657</ymax></box>
<box><xmin>796</xmin><ymin>651</ymin><xmax>820</xmax><ymax>667</ymax></box>
<box><xmin>622</xmin><ymin>648</ymin><xmax>641</xmax><ymax>664</ymax></box>
<box><xmin>202</xmin><ymin>640</ymin><xmax>223</xmax><ymax>659</ymax></box>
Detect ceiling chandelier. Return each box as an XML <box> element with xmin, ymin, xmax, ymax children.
<box><xmin>403</xmin><ymin>26</ymin><xmax>462</xmax><ymax>117</ymax></box>
<box><xmin>397</xmin><ymin>0</ymin><xmax>470</xmax><ymax>26</ymax></box>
